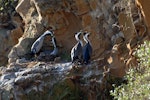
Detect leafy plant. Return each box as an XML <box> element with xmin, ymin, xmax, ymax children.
<box><xmin>110</xmin><ymin>41</ymin><xmax>150</xmax><ymax>100</ymax></box>
<box><xmin>0</xmin><ymin>0</ymin><xmax>18</xmax><ymax>15</ymax></box>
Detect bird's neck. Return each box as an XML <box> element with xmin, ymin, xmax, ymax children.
<box><xmin>52</xmin><ymin>37</ymin><xmax>57</xmax><ymax>48</ymax></box>
<box><xmin>79</xmin><ymin>40</ymin><xmax>83</xmax><ymax>46</ymax></box>
<box><xmin>83</xmin><ymin>35</ymin><xmax>89</xmax><ymax>43</ymax></box>
<box><xmin>75</xmin><ymin>35</ymin><xmax>80</xmax><ymax>41</ymax></box>
<box><xmin>42</xmin><ymin>30</ymin><xmax>53</xmax><ymax>37</ymax></box>
<box><xmin>75</xmin><ymin>35</ymin><xmax>83</xmax><ymax>46</ymax></box>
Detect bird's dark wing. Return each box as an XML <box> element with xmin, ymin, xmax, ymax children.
<box><xmin>83</xmin><ymin>42</ymin><xmax>92</xmax><ymax>62</ymax></box>
<box><xmin>83</xmin><ymin>44</ymin><xmax>90</xmax><ymax>62</ymax></box>
<box><xmin>87</xmin><ymin>42</ymin><xmax>92</xmax><ymax>56</ymax></box>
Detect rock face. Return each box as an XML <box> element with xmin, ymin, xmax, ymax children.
<box><xmin>0</xmin><ymin>0</ymin><xmax>149</xmax><ymax>99</ymax></box>
<box><xmin>8</xmin><ymin>0</ymin><xmax>147</xmax><ymax>76</ymax></box>
<box><xmin>136</xmin><ymin>0</ymin><xmax>150</xmax><ymax>35</ymax></box>
<box><xmin>0</xmin><ymin>62</ymin><xmax>72</xmax><ymax>100</ymax></box>
<box><xmin>0</xmin><ymin>0</ymin><xmax>24</xmax><ymax>66</ymax></box>
<box><xmin>4</xmin><ymin>0</ymin><xmax>147</xmax><ymax>78</ymax></box>
<box><xmin>0</xmin><ymin>14</ymin><xmax>23</xmax><ymax>66</ymax></box>
<box><xmin>0</xmin><ymin>61</ymin><xmax>107</xmax><ymax>100</ymax></box>
<box><xmin>9</xmin><ymin>0</ymin><xmax>113</xmax><ymax>62</ymax></box>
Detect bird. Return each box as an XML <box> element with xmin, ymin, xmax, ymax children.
<box><xmin>50</xmin><ymin>35</ymin><xmax>58</xmax><ymax>56</ymax></box>
<box><xmin>31</xmin><ymin>30</ymin><xmax>54</xmax><ymax>57</ymax></box>
<box><xmin>82</xmin><ymin>32</ymin><xmax>92</xmax><ymax>64</ymax></box>
<box><xmin>71</xmin><ymin>31</ymin><xmax>83</xmax><ymax>63</ymax></box>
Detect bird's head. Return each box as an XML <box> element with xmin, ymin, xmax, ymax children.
<box><xmin>83</xmin><ymin>31</ymin><xmax>90</xmax><ymax>37</ymax></box>
<box><xmin>83</xmin><ymin>31</ymin><xmax>91</xmax><ymax>43</ymax></box>
<box><xmin>49</xmin><ymin>30</ymin><xmax>54</xmax><ymax>37</ymax></box>
<box><xmin>86</xmin><ymin>32</ymin><xmax>90</xmax><ymax>37</ymax></box>
<box><xmin>43</xmin><ymin>29</ymin><xmax>54</xmax><ymax>37</ymax></box>
<box><xmin>83</xmin><ymin>32</ymin><xmax>87</xmax><ymax>36</ymax></box>
<box><xmin>75</xmin><ymin>31</ymin><xmax>82</xmax><ymax>39</ymax></box>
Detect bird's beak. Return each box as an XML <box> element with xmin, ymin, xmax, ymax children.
<box><xmin>87</xmin><ymin>32</ymin><xmax>91</xmax><ymax>35</ymax></box>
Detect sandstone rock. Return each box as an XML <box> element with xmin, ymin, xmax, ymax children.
<box><xmin>107</xmin><ymin>45</ymin><xmax>126</xmax><ymax>77</ymax></box>
<box><xmin>9</xmin><ymin>0</ymin><xmax>114</xmax><ymax>63</ymax></box>
<box><xmin>10</xmin><ymin>27</ymin><xmax>23</xmax><ymax>44</ymax></box>
<box><xmin>8</xmin><ymin>47</ymin><xmax>19</xmax><ymax>64</ymax></box>
<box><xmin>0</xmin><ymin>29</ymin><xmax>12</xmax><ymax>66</ymax></box>
<box><xmin>16</xmin><ymin>0</ymin><xmax>32</xmax><ymax>23</ymax></box>
<box><xmin>16</xmin><ymin>58</ymin><xmax>28</xmax><ymax>64</ymax></box>
<box><xmin>14</xmin><ymin>75</ymin><xmax>32</xmax><ymax>87</ymax></box>
<box><xmin>4</xmin><ymin>0</ymin><xmax>148</xmax><ymax>80</ymax></box>
<box><xmin>136</xmin><ymin>0</ymin><xmax>150</xmax><ymax>34</ymax></box>
<box><xmin>118</xmin><ymin>13</ymin><xmax>136</xmax><ymax>41</ymax></box>
<box><xmin>75</xmin><ymin>0</ymin><xmax>90</xmax><ymax>15</ymax></box>
<box><xmin>0</xmin><ymin>73</ymin><xmax>16</xmax><ymax>81</ymax></box>
<box><xmin>111</xmin><ymin>31</ymin><xmax>125</xmax><ymax>44</ymax></box>
<box><xmin>11</xmin><ymin>13</ymin><xmax>23</xmax><ymax>28</ymax></box>
<box><xmin>0</xmin><ymin>62</ymin><xmax>78</xmax><ymax>99</ymax></box>
<box><xmin>0</xmin><ymin>17</ymin><xmax>23</xmax><ymax>66</ymax></box>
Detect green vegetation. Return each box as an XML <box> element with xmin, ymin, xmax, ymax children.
<box><xmin>110</xmin><ymin>41</ymin><xmax>150</xmax><ymax>100</ymax></box>
<box><xmin>0</xmin><ymin>0</ymin><xmax>18</xmax><ymax>14</ymax></box>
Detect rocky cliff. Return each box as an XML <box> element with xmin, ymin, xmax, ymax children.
<box><xmin>8</xmin><ymin>0</ymin><xmax>148</xmax><ymax>76</ymax></box>
<box><xmin>0</xmin><ymin>0</ymin><xmax>149</xmax><ymax>99</ymax></box>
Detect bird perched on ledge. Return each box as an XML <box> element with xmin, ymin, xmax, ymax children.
<box><xmin>31</xmin><ymin>30</ymin><xmax>54</xmax><ymax>57</ymax></box>
<box><xmin>82</xmin><ymin>32</ymin><xmax>92</xmax><ymax>64</ymax></box>
<box><xmin>71</xmin><ymin>31</ymin><xmax>83</xmax><ymax>63</ymax></box>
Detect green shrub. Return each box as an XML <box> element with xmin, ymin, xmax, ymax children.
<box><xmin>110</xmin><ymin>41</ymin><xmax>150</xmax><ymax>100</ymax></box>
<box><xmin>0</xmin><ymin>0</ymin><xmax>18</xmax><ymax>14</ymax></box>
